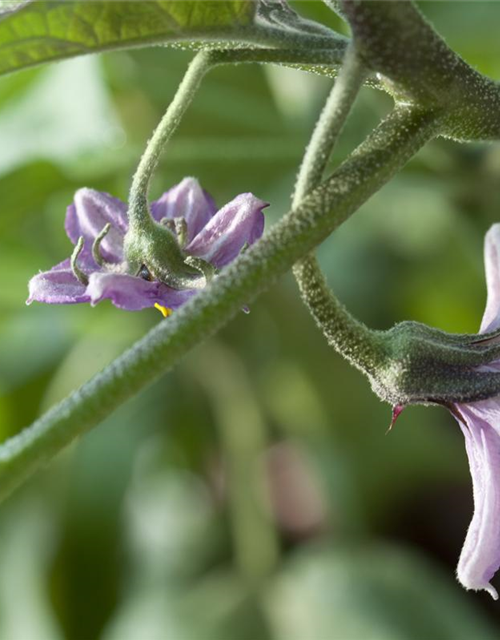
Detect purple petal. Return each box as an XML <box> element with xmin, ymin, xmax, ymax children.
<box><xmin>452</xmin><ymin>400</ymin><xmax>500</xmax><ymax>599</ymax></box>
<box><xmin>87</xmin><ymin>272</ymin><xmax>195</xmax><ymax>311</ymax></box>
<box><xmin>185</xmin><ymin>193</ymin><xmax>267</xmax><ymax>268</ymax></box>
<box><xmin>65</xmin><ymin>188</ymin><xmax>128</xmax><ymax>263</ymax></box>
<box><xmin>480</xmin><ymin>224</ymin><xmax>500</xmax><ymax>333</ymax></box>
<box><xmin>27</xmin><ymin>259</ymin><xmax>90</xmax><ymax>305</ymax></box>
<box><xmin>150</xmin><ymin>177</ymin><xmax>217</xmax><ymax>243</ymax></box>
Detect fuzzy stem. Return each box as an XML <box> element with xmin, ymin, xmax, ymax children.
<box><xmin>0</xmin><ymin>106</ymin><xmax>439</xmax><ymax>502</ymax></box>
<box><xmin>294</xmin><ymin>258</ymin><xmax>387</xmax><ymax>376</ymax></box>
<box><xmin>292</xmin><ymin>42</ymin><xmax>386</xmax><ymax>375</ymax></box>
<box><xmin>127</xmin><ymin>44</ymin><xmax>363</xmax><ymax>232</ymax></box>
<box><xmin>292</xmin><ymin>41</ymin><xmax>366</xmax><ymax>206</ymax></box>
<box><xmin>127</xmin><ymin>49</ymin><xmax>214</xmax><ymax>230</ymax></box>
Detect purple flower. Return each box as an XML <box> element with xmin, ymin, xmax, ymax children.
<box><xmin>386</xmin><ymin>224</ymin><xmax>500</xmax><ymax>598</ymax></box>
<box><xmin>27</xmin><ymin>178</ymin><xmax>267</xmax><ymax>314</ymax></box>
<box><xmin>451</xmin><ymin>224</ymin><xmax>500</xmax><ymax>599</ymax></box>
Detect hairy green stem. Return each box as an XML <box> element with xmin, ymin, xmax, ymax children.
<box><xmin>245</xmin><ymin>2</ymin><xmax>347</xmax><ymax>53</ymax></box>
<box><xmin>0</xmin><ymin>106</ymin><xmax>439</xmax><ymax>502</ymax></box>
<box><xmin>294</xmin><ymin>258</ymin><xmax>387</xmax><ymax>376</ymax></box>
<box><xmin>209</xmin><ymin>47</ymin><xmax>381</xmax><ymax>88</ymax></box>
<box><xmin>127</xmin><ymin>50</ymin><xmax>214</xmax><ymax>230</ymax></box>
<box><xmin>127</xmin><ymin>43</ymin><xmax>373</xmax><ymax>232</ymax></box>
<box><xmin>292</xmin><ymin>42</ymin><xmax>385</xmax><ymax>374</ymax></box>
<box><xmin>293</xmin><ymin>41</ymin><xmax>366</xmax><ymax>206</ymax></box>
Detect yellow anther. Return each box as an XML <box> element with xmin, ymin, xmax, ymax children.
<box><xmin>154</xmin><ymin>303</ymin><xmax>173</xmax><ymax>318</ymax></box>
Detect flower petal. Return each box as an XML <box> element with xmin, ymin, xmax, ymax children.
<box><xmin>150</xmin><ymin>177</ymin><xmax>217</xmax><ymax>242</ymax></box>
<box><xmin>87</xmin><ymin>272</ymin><xmax>195</xmax><ymax>311</ymax></box>
<box><xmin>27</xmin><ymin>260</ymin><xmax>90</xmax><ymax>305</ymax></box>
<box><xmin>65</xmin><ymin>188</ymin><xmax>128</xmax><ymax>263</ymax></box>
<box><xmin>480</xmin><ymin>224</ymin><xmax>500</xmax><ymax>333</ymax></box>
<box><xmin>453</xmin><ymin>400</ymin><xmax>500</xmax><ymax>599</ymax></box>
<box><xmin>185</xmin><ymin>193</ymin><xmax>267</xmax><ymax>268</ymax></box>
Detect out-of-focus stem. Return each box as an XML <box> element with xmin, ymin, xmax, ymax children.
<box><xmin>192</xmin><ymin>344</ymin><xmax>279</xmax><ymax>586</ymax></box>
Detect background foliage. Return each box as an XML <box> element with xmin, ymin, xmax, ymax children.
<box><xmin>1</xmin><ymin>2</ymin><xmax>500</xmax><ymax>638</ymax></box>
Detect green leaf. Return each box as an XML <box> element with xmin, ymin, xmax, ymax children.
<box><xmin>0</xmin><ymin>0</ymin><xmax>257</xmax><ymax>77</ymax></box>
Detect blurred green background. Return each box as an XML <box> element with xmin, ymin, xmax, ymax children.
<box><xmin>1</xmin><ymin>2</ymin><xmax>500</xmax><ymax>638</ymax></box>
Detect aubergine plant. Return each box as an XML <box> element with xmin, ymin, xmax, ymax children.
<box><xmin>2</xmin><ymin>0</ymin><xmax>500</xmax><ymax>597</ymax></box>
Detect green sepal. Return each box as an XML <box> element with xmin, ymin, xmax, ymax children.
<box><xmin>372</xmin><ymin>321</ymin><xmax>500</xmax><ymax>407</ymax></box>
<box><xmin>124</xmin><ymin>219</ymin><xmax>205</xmax><ymax>291</ymax></box>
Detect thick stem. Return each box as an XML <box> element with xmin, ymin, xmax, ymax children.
<box><xmin>338</xmin><ymin>0</ymin><xmax>500</xmax><ymax>141</ymax></box>
<box><xmin>292</xmin><ymin>42</ymin><xmax>385</xmax><ymax>375</ymax></box>
<box><xmin>0</xmin><ymin>106</ymin><xmax>439</xmax><ymax>502</ymax></box>
<box><xmin>210</xmin><ymin>47</ymin><xmax>381</xmax><ymax>89</ymax></box>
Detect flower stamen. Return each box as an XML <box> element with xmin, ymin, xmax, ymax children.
<box><xmin>160</xmin><ymin>217</ymin><xmax>188</xmax><ymax>248</ymax></box>
<box><xmin>174</xmin><ymin>218</ymin><xmax>188</xmax><ymax>248</ymax></box>
<box><xmin>161</xmin><ymin>218</ymin><xmax>176</xmax><ymax>234</ymax></box>
<box><xmin>70</xmin><ymin>236</ymin><xmax>89</xmax><ymax>286</ymax></box>
<box><xmin>92</xmin><ymin>223</ymin><xmax>112</xmax><ymax>268</ymax></box>
<box><xmin>154</xmin><ymin>303</ymin><xmax>173</xmax><ymax>318</ymax></box>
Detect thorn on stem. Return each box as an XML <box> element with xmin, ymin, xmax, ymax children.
<box><xmin>386</xmin><ymin>404</ymin><xmax>404</xmax><ymax>435</ymax></box>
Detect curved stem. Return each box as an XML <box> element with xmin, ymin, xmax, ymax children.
<box><xmin>292</xmin><ymin>42</ymin><xmax>385</xmax><ymax>375</ymax></box>
<box><xmin>293</xmin><ymin>257</ymin><xmax>387</xmax><ymax>375</ymax></box>
<box><xmin>127</xmin><ymin>44</ymin><xmax>376</xmax><ymax>232</ymax></box>
<box><xmin>0</xmin><ymin>107</ymin><xmax>439</xmax><ymax>502</ymax></box>
<box><xmin>292</xmin><ymin>41</ymin><xmax>366</xmax><ymax>206</ymax></box>
<box><xmin>127</xmin><ymin>49</ymin><xmax>214</xmax><ymax>230</ymax></box>
<box><xmin>209</xmin><ymin>46</ymin><xmax>381</xmax><ymax>89</ymax></box>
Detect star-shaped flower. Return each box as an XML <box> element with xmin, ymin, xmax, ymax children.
<box><xmin>27</xmin><ymin>178</ymin><xmax>267</xmax><ymax>314</ymax></box>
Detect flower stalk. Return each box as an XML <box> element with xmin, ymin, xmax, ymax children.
<box><xmin>127</xmin><ymin>50</ymin><xmax>213</xmax><ymax>230</ymax></box>
<box><xmin>292</xmin><ymin>41</ymin><xmax>387</xmax><ymax>377</ymax></box>
<box><xmin>292</xmin><ymin>41</ymin><xmax>366</xmax><ymax>206</ymax></box>
<box><xmin>124</xmin><ymin>50</ymin><xmax>216</xmax><ymax>290</ymax></box>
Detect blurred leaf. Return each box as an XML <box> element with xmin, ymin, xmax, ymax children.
<box><xmin>0</xmin><ymin>161</ymin><xmax>68</xmax><ymax>231</ymax></box>
<box><xmin>418</xmin><ymin>2</ymin><xmax>500</xmax><ymax>78</ymax></box>
<box><xmin>267</xmin><ymin>543</ymin><xmax>498</xmax><ymax>640</ymax></box>
<box><xmin>0</xmin><ymin>0</ymin><xmax>256</xmax><ymax>77</ymax></box>
<box><xmin>0</xmin><ymin>497</ymin><xmax>64</xmax><ymax>640</ymax></box>
<box><xmin>0</xmin><ymin>56</ymin><xmax>120</xmax><ymax>174</ymax></box>
<box><xmin>48</xmin><ymin>392</ymin><xmax>154</xmax><ymax>640</ymax></box>
<box><xmin>0</xmin><ymin>310</ymin><xmax>74</xmax><ymax>391</ymax></box>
